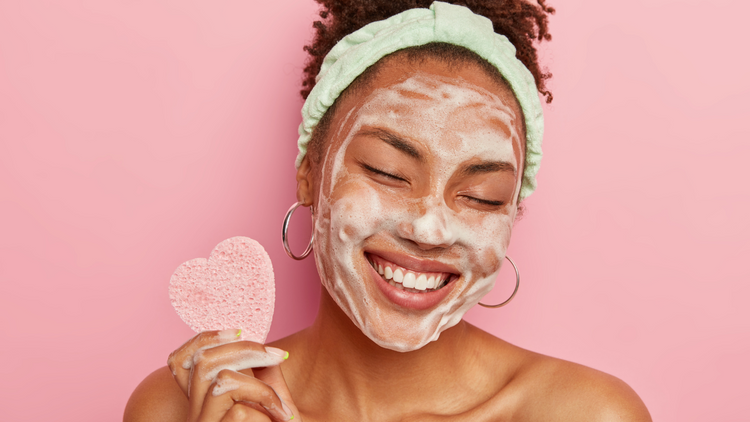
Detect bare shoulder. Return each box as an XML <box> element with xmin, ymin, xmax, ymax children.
<box><xmin>123</xmin><ymin>366</ymin><xmax>188</xmax><ymax>422</ymax></box>
<box><xmin>510</xmin><ymin>348</ymin><xmax>652</xmax><ymax>422</ymax></box>
<box><xmin>466</xmin><ymin>326</ymin><xmax>650</xmax><ymax>421</ymax></box>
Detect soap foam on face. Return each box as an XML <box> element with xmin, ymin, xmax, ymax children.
<box><xmin>313</xmin><ymin>72</ymin><xmax>523</xmax><ymax>352</ymax></box>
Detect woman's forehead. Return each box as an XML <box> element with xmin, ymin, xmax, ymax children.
<box><xmin>349</xmin><ymin>72</ymin><xmax>523</xmax><ymax>162</ymax></box>
<box><xmin>366</xmin><ymin>71</ymin><xmax>515</xmax><ymax>113</ymax></box>
<box><xmin>338</xmin><ymin>54</ymin><xmax>522</xmax><ymax>115</ymax></box>
<box><xmin>360</xmin><ymin>72</ymin><xmax>518</xmax><ymax>132</ymax></box>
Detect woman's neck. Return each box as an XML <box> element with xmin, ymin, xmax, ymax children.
<box><xmin>285</xmin><ymin>289</ymin><xmax>490</xmax><ymax>419</ymax></box>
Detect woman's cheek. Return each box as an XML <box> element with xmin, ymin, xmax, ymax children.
<box><xmin>463</xmin><ymin>213</ymin><xmax>512</xmax><ymax>277</ymax></box>
<box><xmin>328</xmin><ymin>179</ymin><xmax>389</xmax><ymax>243</ymax></box>
<box><xmin>478</xmin><ymin>249</ymin><xmax>503</xmax><ymax>278</ymax></box>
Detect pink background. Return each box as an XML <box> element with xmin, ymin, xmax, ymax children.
<box><xmin>1</xmin><ymin>0</ymin><xmax>748</xmax><ymax>420</ymax></box>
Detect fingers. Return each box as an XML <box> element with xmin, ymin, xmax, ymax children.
<box><xmin>191</xmin><ymin>342</ymin><xmax>288</xmax><ymax>386</ymax></box>
<box><xmin>198</xmin><ymin>369</ymin><xmax>294</xmax><ymax>422</ymax></box>
<box><xmin>167</xmin><ymin>329</ymin><xmax>243</xmax><ymax>396</ymax></box>
<box><xmin>253</xmin><ymin>365</ymin><xmax>298</xmax><ymax>420</ymax></box>
<box><xmin>188</xmin><ymin>341</ymin><xmax>290</xmax><ymax>420</ymax></box>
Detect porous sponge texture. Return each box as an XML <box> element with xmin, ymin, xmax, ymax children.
<box><xmin>169</xmin><ymin>236</ymin><xmax>275</xmax><ymax>343</ymax></box>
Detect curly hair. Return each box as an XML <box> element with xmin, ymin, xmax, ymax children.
<box><xmin>301</xmin><ymin>0</ymin><xmax>554</xmax><ymax>103</ymax></box>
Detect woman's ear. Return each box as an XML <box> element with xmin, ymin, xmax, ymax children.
<box><xmin>296</xmin><ymin>156</ymin><xmax>314</xmax><ymax>206</ymax></box>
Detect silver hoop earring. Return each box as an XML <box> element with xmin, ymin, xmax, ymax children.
<box><xmin>282</xmin><ymin>202</ymin><xmax>314</xmax><ymax>260</ymax></box>
<box><xmin>478</xmin><ymin>255</ymin><xmax>520</xmax><ymax>308</ymax></box>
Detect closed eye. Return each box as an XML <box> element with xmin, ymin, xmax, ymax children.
<box><xmin>361</xmin><ymin>163</ymin><xmax>408</xmax><ymax>183</ymax></box>
<box><xmin>464</xmin><ymin>196</ymin><xmax>503</xmax><ymax>207</ymax></box>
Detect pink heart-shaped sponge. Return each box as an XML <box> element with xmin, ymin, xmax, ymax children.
<box><xmin>169</xmin><ymin>236</ymin><xmax>275</xmax><ymax>343</ymax></box>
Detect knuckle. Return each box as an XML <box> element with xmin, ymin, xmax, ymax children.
<box><xmin>216</xmin><ymin>369</ymin><xmax>237</xmax><ymax>380</ymax></box>
<box><xmin>167</xmin><ymin>349</ymin><xmax>180</xmax><ymax>362</ymax></box>
<box><xmin>229</xmin><ymin>404</ymin><xmax>250</xmax><ymax>419</ymax></box>
<box><xmin>226</xmin><ymin>404</ymin><xmax>265</xmax><ymax>422</ymax></box>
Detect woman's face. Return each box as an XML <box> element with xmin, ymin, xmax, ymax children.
<box><xmin>300</xmin><ymin>55</ymin><xmax>525</xmax><ymax>352</ymax></box>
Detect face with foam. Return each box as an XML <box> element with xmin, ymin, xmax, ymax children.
<box><xmin>304</xmin><ymin>56</ymin><xmax>525</xmax><ymax>352</ymax></box>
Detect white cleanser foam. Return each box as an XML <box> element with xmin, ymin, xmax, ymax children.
<box><xmin>212</xmin><ymin>375</ymin><xmax>242</xmax><ymax>396</ymax></box>
<box><xmin>194</xmin><ymin>349</ymin><xmax>287</xmax><ymax>381</ymax></box>
<box><xmin>312</xmin><ymin>72</ymin><xmax>524</xmax><ymax>352</ymax></box>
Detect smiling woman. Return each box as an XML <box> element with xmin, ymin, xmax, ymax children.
<box><xmin>125</xmin><ymin>1</ymin><xmax>652</xmax><ymax>421</ymax></box>
<box><xmin>297</xmin><ymin>56</ymin><xmax>526</xmax><ymax>352</ymax></box>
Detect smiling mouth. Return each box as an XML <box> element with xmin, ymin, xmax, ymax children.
<box><xmin>366</xmin><ymin>253</ymin><xmax>457</xmax><ymax>293</ymax></box>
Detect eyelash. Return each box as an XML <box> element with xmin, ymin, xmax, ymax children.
<box><xmin>464</xmin><ymin>196</ymin><xmax>503</xmax><ymax>207</ymax></box>
<box><xmin>362</xmin><ymin>164</ymin><xmax>407</xmax><ymax>182</ymax></box>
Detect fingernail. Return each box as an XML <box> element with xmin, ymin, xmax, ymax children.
<box><xmin>217</xmin><ymin>329</ymin><xmax>242</xmax><ymax>342</ymax></box>
<box><xmin>265</xmin><ymin>346</ymin><xmax>290</xmax><ymax>360</ymax></box>
<box><xmin>264</xmin><ymin>400</ymin><xmax>294</xmax><ymax>421</ymax></box>
<box><xmin>282</xmin><ymin>400</ymin><xmax>295</xmax><ymax>420</ymax></box>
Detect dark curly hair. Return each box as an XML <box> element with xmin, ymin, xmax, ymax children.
<box><xmin>301</xmin><ymin>0</ymin><xmax>554</xmax><ymax>103</ymax></box>
<box><xmin>300</xmin><ymin>0</ymin><xmax>553</xmax><ymax>210</ymax></box>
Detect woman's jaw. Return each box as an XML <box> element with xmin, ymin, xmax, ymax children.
<box><xmin>303</xmin><ymin>56</ymin><xmax>525</xmax><ymax>353</ymax></box>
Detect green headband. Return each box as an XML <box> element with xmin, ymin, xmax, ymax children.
<box><xmin>297</xmin><ymin>1</ymin><xmax>544</xmax><ymax>200</ymax></box>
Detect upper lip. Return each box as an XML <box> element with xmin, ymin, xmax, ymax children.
<box><xmin>365</xmin><ymin>249</ymin><xmax>460</xmax><ymax>275</ymax></box>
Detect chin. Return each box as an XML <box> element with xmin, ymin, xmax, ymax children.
<box><xmin>363</xmin><ymin>319</ymin><xmax>454</xmax><ymax>353</ymax></box>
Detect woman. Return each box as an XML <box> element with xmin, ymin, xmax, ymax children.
<box><xmin>126</xmin><ymin>1</ymin><xmax>651</xmax><ymax>420</ymax></box>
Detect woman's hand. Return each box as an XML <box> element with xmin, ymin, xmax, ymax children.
<box><xmin>167</xmin><ymin>329</ymin><xmax>297</xmax><ymax>421</ymax></box>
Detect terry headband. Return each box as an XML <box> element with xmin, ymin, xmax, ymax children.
<box><xmin>296</xmin><ymin>1</ymin><xmax>544</xmax><ymax>200</ymax></box>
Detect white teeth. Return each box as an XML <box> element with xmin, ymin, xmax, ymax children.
<box><xmin>403</xmin><ymin>272</ymin><xmax>416</xmax><ymax>288</ymax></box>
<box><xmin>415</xmin><ymin>274</ymin><xmax>428</xmax><ymax>290</ymax></box>
<box><xmin>393</xmin><ymin>268</ymin><xmax>404</xmax><ymax>283</ymax></box>
<box><xmin>373</xmin><ymin>257</ymin><xmax>453</xmax><ymax>292</ymax></box>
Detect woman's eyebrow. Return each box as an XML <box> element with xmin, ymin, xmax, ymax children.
<box><xmin>359</xmin><ymin>128</ymin><xmax>423</xmax><ymax>162</ymax></box>
<box><xmin>460</xmin><ymin>161</ymin><xmax>516</xmax><ymax>176</ymax></box>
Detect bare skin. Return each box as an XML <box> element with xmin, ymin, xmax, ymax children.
<box><xmin>125</xmin><ymin>55</ymin><xmax>652</xmax><ymax>422</ymax></box>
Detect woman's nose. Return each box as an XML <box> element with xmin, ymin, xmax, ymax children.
<box><xmin>397</xmin><ymin>200</ymin><xmax>458</xmax><ymax>250</ymax></box>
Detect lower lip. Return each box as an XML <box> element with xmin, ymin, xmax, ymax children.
<box><xmin>369</xmin><ymin>261</ymin><xmax>455</xmax><ymax>311</ymax></box>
